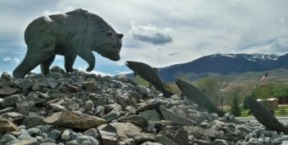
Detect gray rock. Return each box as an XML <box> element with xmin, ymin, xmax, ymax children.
<box><xmin>195</xmin><ymin>139</ymin><xmax>211</xmax><ymax>145</ymax></box>
<box><xmin>98</xmin><ymin>124</ymin><xmax>119</xmax><ymax>145</ymax></box>
<box><xmin>31</xmin><ymin>81</ymin><xmax>45</xmax><ymax>91</ymax></box>
<box><xmin>77</xmin><ymin>136</ymin><xmax>92</xmax><ymax>144</ymax></box>
<box><xmin>136</xmin><ymin>86</ymin><xmax>150</xmax><ymax>96</ymax></box>
<box><xmin>63</xmin><ymin>99</ymin><xmax>80</xmax><ymax>111</ymax></box>
<box><xmin>76</xmin><ymin>135</ymin><xmax>99</xmax><ymax>145</ymax></box>
<box><xmin>63</xmin><ymin>83</ymin><xmax>81</xmax><ymax>93</ymax></box>
<box><xmin>119</xmin><ymin>138</ymin><xmax>135</xmax><ymax>145</ymax></box>
<box><xmin>12</xmin><ymin>140</ymin><xmax>39</xmax><ymax>145</ymax></box>
<box><xmin>84</xmin><ymin>100</ymin><xmax>94</xmax><ymax>112</ymax></box>
<box><xmin>95</xmin><ymin>106</ymin><xmax>104</xmax><ymax>115</ymax></box>
<box><xmin>141</xmin><ymin>141</ymin><xmax>162</xmax><ymax>145</ymax></box>
<box><xmin>83</xmin><ymin>81</ymin><xmax>98</xmax><ymax>92</ymax></box>
<box><xmin>95</xmin><ymin>98</ymin><xmax>108</xmax><ymax>106</ymax></box>
<box><xmin>136</xmin><ymin>101</ymin><xmax>162</xmax><ymax>113</ymax></box>
<box><xmin>50</xmin><ymin>66</ymin><xmax>65</xmax><ymax>74</ymax></box>
<box><xmin>1</xmin><ymin>94</ymin><xmax>22</xmax><ymax>107</ymax></box>
<box><xmin>41</xmin><ymin>138</ymin><xmax>56</xmax><ymax>143</ymax></box>
<box><xmin>81</xmin><ymin>140</ymin><xmax>93</xmax><ymax>145</ymax></box>
<box><xmin>22</xmin><ymin>116</ymin><xmax>44</xmax><ymax>128</ymax></box>
<box><xmin>125</xmin><ymin>106</ymin><xmax>137</xmax><ymax>114</ymax></box>
<box><xmin>248</xmin><ymin>137</ymin><xmax>259</xmax><ymax>144</ymax></box>
<box><xmin>70</xmin><ymin>132</ymin><xmax>80</xmax><ymax>140</ymax></box>
<box><xmin>159</xmin><ymin>106</ymin><xmax>196</xmax><ymax>126</ymax></box>
<box><xmin>203</xmin><ymin>126</ymin><xmax>220</xmax><ymax>139</ymax></box>
<box><xmin>46</xmin><ymin>78</ymin><xmax>58</xmax><ymax>89</ymax></box>
<box><xmin>87</xmin><ymin>136</ymin><xmax>99</xmax><ymax>145</ymax></box>
<box><xmin>156</xmin><ymin>135</ymin><xmax>177</xmax><ymax>145</ymax></box>
<box><xmin>1</xmin><ymin>133</ymin><xmax>17</xmax><ymax>142</ymax></box>
<box><xmin>264</xmin><ymin>137</ymin><xmax>271</xmax><ymax>143</ymax></box>
<box><xmin>16</xmin><ymin>79</ymin><xmax>33</xmax><ymax>91</ymax></box>
<box><xmin>44</xmin><ymin>111</ymin><xmax>106</xmax><ymax>130</ymax></box>
<box><xmin>66</xmin><ymin>140</ymin><xmax>79</xmax><ymax>145</ymax></box>
<box><xmin>282</xmin><ymin>135</ymin><xmax>288</xmax><ymax>140</ymax></box>
<box><xmin>0</xmin><ymin>87</ymin><xmax>18</xmax><ymax>96</ymax></box>
<box><xmin>128</xmin><ymin>92</ymin><xmax>141</xmax><ymax>107</ymax></box>
<box><xmin>212</xmin><ymin>139</ymin><xmax>229</xmax><ymax>145</ymax></box>
<box><xmin>27</xmin><ymin>127</ymin><xmax>42</xmax><ymax>136</ymax></box>
<box><xmin>47</xmin><ymin>129</ymin><xmax>61</xmax><ymax>140</ymax></box>
<box><xmin>50</xmin><ymin>103</ymin><xmax>67</xmax><ymax>111</ymax></box>
<box><xmin>16</xmin><ymin>101</ymin><xmax>35</xmax><ymax>115</ymax></box>
<box><xmin>174</xmin><ymin>129</ymin><xmax>188</xmax><ymax>145</ymax></box>
<box><xmin>26</xmin><ymin>92</ymin><xmax>45</xmax><ymax>105</ymax></box>
<box><xmin>0</xmin><ymin>118</ymin><xmax>19</xmax><ymax>133</ymax></box>
<box><xmin>272</xmin><ymin>137</ymin><xmax>282</xmax><ymax>144</ymax></box>
<box><xmin>118</xmin><ymin>115</ymin><xmax>148</xmax><ymax>128</ymax></box>
<box><xmin>1</xmin><ymin>72</ymin><xmax>12</xmax><ymax>80</ymax></box>
<box><xmin>47</xmin><ymin>73</ymin><xmax>64</xmax><ymax>80</ymax></box>
<box><xmin>18</xmin><ymin>129</ymin><xmax>33</xmax><ymax>140</ymax></box>
<box><xmin>103</xmin><ymin>110</ymin><xmax>121</xmax><ymax>122</ymax></box>
<box><xmin>84</xmin><ymin>128</ymin><xmax>98</xmax><ymax>138</ymax></box>
<box><xmin>61</xmin><ymin>129</ymin><xmax>71</xmax><ymax>141</ymax></box>
<box><xmin>132</xmin><ymin>132</ymin><xmax>156</xmax><ymax>143</ymax></box>
<box><xmin>0</xmin><ymin>107</ymin><xmax>15</xmax><ymax>114</ymax></box>
<box><xmin>103</xmin><ymin>104</ymin><xmax>122</xmax><ymax>122</ymax></box>
<box><xmin>116</xmin><ymin>94</ymin><xmax>130</xmax><ymax>108</ymax></box>
<box><xmin>1</xmin><ymin>112</ymin><xmax>24</xmax><ymax>122</ymax></box>
<box><xmin>139</xmin><ymin>109</ymin><xmax>161</xmax><ymax>121</ymax></box>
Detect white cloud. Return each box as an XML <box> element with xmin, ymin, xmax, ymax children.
<box><xmin>3</xmin><ymin>57</ymin><xmax>20</xmax><ymax>64</ymax></box>
<box><xmin>76</xmin><ymin>67</ymin><xmax>112</xmax><ymax>76</ymax></box>
<box><xmin>1</xmin><ymin>0</ymin><xmax>288</xmax><ymax>71</ymax></box>
<box><xmin>129</xmin><ymin>21</ymin><xmax>173</xmax><ymax>45</ymax></box>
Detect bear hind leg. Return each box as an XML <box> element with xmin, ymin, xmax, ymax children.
<box><xmin>13</xmin><ymin>44</ymin><xmax>55</xmax><ymax>78</ymax></box>
<box><xmin>41</xmin><ymin>55</ymin><xmax>55</xmax><ymax>75</ymax></box>
<box><xmin>64</xmin><ymin>54</ymin><xmax>77</xmax><ymax>72</ymax></box>
<box><xmin>13</xmin><ymin>51</ymin><xmax>42</xmax><ymax>78</ymax></box>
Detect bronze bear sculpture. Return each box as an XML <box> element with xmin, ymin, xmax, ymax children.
<box><xmin>13</xmin><ymin>9</ymin><xmax>123</xmax><ymax>78</ymax></box>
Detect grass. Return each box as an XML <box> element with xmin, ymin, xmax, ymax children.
<box><xmin>225</xmin><ymin>105</ymin><xmax>288</xmax><ymax>117</ymax></box>
<box><xmin>275</xmin><ymin>105</ymin><xmax>288</xmax><ymax>117</ymax></box>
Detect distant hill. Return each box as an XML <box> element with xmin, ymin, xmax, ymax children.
<box><xmin>157</xmin><ymin>53</ymin><xmax>288</xmax><ymax>82</ymax></box>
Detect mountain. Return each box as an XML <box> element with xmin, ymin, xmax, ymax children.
<box><xmin>157</xmin><ymin>53</ymin><xmax>288</xmax><ymax>82</ymax></box>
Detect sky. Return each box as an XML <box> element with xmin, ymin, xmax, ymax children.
<box><xmin>0</xmin><ymin>0</ymin><xmax>288</xmax><ymax>76</ymax></box>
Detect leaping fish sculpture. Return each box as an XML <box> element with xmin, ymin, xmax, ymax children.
<box><xmin>247</xmin><ymin>96</ymin><xmax>288</xmax><ymax>134</ymax></box>
<box><xmin>125</xmin><ymin>61</ymin><xmax>173</xmax><ymax>98</ymax></box>
<box><xmin>176</xmin><ymin>79</ymin><xmax>225</xmax><ymax>117</ymax></box>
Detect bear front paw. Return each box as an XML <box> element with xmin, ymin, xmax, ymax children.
<box><xmin>86</xmin><ymin>67</ymin><xmax>93</xmax><ymax>72</ymax></box>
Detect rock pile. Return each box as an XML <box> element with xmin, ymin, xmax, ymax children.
<box><xmin>0</xmin><ymin>67</ymin><xmax>287</xmax><ymax>145</ymax></box>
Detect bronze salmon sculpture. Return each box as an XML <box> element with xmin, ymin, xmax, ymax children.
<box><xmin>125</xmin><ymin>61</ymin><xmax>173</xmax><ymax>98</ymax></box>
<box><xmin>13</xmin><ymin>9</ymin><xmax>123</xmax><ymax>78</ymax></box>
<box><xmin>176</xmin><ymin>79</ymin><xmax>225</xmax><ymax>117</ymax></box>
<box><xmin>247</xmin><ymin>96</ymin><xmax>288</xmax><ymax>134</ymax></box>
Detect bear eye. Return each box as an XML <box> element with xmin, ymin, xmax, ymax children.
<box><xmin>107</xmin><ymin>31</ymin><xmax>113</xmax><ymax>36</ymax></box>
<box><xmin>118</xmin><ymin>34</ymin><xmax>124</xmax><ymax>38</ymax></box>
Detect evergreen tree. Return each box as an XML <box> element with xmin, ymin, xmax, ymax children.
<box><xmin>231</xmin><ymin>94</ymin><xmax>241</xmax><ymax>116</ymax></box>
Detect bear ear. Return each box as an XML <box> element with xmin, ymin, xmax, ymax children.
<box><xmin>118</xmin><ymin>33</ymin><xmax>124</xmax><ymax>38</ymax></box>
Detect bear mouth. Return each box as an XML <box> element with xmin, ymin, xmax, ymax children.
<box><xmin>100</xmin><ymin>51</ymin><xmax>120</xmax><ymax>61</ymax></box>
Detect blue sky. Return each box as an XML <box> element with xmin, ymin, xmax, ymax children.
<box><xmin>0</xmin><ymin>0</ymin><xmax>288</xmax><ymax>76</ymax></box>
